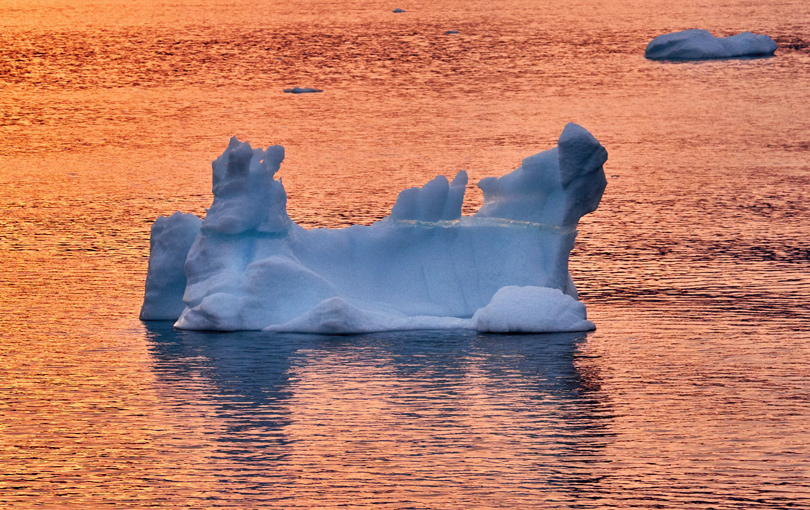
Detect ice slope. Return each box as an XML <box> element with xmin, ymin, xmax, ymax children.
<box><xmin>140</xmin><ymin>123</ymin><xmax>607</xmax><ymax>334</ymax></box>
<box><xmin>645</xmin><ymin>29</ymin><xmax>777</xmax><ymax>60</ymax></box>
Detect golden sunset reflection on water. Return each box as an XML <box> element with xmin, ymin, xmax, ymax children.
<box><xmin>2</xmin><ymin>0</ymin><xmax>810</xmax><ymax>506</ymax></box>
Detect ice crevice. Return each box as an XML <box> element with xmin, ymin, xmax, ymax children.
<box><xmin>140</xmin><ymin>122</ymin><xmax>608</xmax><ymax>334</ymax></box>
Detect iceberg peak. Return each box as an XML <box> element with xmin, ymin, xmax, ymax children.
<box><xmin>475</xmin><ymin>122</ymin><xmax>607</xmax><ymax>226</ymax></box>
<box><xmin>206</xmin><ymin>139</ymin><xmax>290</xmax><ymax>235</ymax></box>
<box><xmin>390</xmin><ymin>171</ymin><xmax>468</xmax><ymax>222</ymax></box>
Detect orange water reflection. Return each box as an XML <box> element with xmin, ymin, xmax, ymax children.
<box><xmin>138</xmin><ymin>329</ymin><xmax>616</xmax><ymax>507</ymax></box>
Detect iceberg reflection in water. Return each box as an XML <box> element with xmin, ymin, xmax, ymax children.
<box><xmin>144</xmin><ymin>322</ymin><xmax>613</xmax><ymax>506</ymax></box>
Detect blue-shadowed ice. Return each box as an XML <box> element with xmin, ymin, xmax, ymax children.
<box><xmin>282</xmin><ymin>87</ymin><xmax>322</xmax><ymax>94</ymax></box>
<box><xmin>645</xmin><ymin>29</ymin><xmax>777</xmax><ymax>61</ymax></box>
<box><xmin>140</xmin><ymin>123</ymin><xmax>607</xmax><ymax>334</ymax></box>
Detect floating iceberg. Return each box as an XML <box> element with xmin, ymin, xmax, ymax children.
<box><xmin>283</xmin><ymin>87</ymin><xmax>322</xmax><ymax>94</ymax></box>
<box><xmin>645</xmin><ymin>29</ymin><xmax>777</xmax><ymax>60</ymax></box>
<box><xmin>140</xmin><ymin>123</ymin><xmax>608</xmax><ymax>334</ymax></box>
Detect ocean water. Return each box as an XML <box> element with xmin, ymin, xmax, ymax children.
<box><xmin>2</xmin><ymin>0</ymin><xmax>810</xmax><ymax>507</ymax></box>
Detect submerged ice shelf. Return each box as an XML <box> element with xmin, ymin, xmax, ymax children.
<box><xmin>140</xmin><ymin>123</ymin><xmax>608</xmax><ymax>334</ymax></box>
<box><xmin>645</xmin><ymin>29</ymin><xmax>777</xmax><ymax>61</ymax></box>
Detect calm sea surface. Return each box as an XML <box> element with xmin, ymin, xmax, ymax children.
<box><xmin>2</xmin><ymin>0</ymin><xmax>810</xmax><ymax>507</ymax></box>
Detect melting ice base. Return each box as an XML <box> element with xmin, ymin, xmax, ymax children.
<box><xmin>140</xmin><ymin>123</ymin><xmax>607</xmax><ymax>334</ymax></box>
<box><xmin>645</xmin><ymin>29</ymin><xmax>777</xmax><ymax>61</ymax></box>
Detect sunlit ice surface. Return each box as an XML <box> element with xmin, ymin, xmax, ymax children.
<box><xmin>2</xmin><ymin>0</ymin><xmax>810</xmax><ymax>507</ymax></box>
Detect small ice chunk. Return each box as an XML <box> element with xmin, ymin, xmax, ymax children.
<box><xmin>445</xmin><ymin>30</ymin><xmax>460</xmax><ymax>35</ymax></box>
<box><xmin>472</xmin><ymin>286</ymin><xmax>594</xmax><ymax>333</ymax></box>
<box><xmin>393</xmin><ymin>8</ymin><xmax>405</xmax><ymax>13</ymax></box>
<box><xmin>283</xmin><ymin>87</ymin><xmax>323</xmax><ymax>93</ymax></box>
<box><xmin>645</xmin><ymin>29</ymin><xmax>777</xmax><ymax>60</ymax></box>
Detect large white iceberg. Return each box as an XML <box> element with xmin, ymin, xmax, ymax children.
<box><xmin>645</xmin><ymin>29</ymin><xmax>777</xmax><ymax>61</ymax></box>
<box><xmin>140</xmin><ymin>123</ymin><xmax>608</xmax><ymax>334</ymax></box>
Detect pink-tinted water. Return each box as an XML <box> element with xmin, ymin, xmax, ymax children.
<box><xmin>1</xmin><ymin>0</ymin><xmax>810</xmax><ymax>507</ymax></box>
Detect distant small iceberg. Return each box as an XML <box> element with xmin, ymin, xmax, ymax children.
<box><xmin>445</xmin><ymin>30</ymin><xmax>460</xmax><ymax>35</ymax></box>
<box><xmin>393</xmin><ymin>8</ymin><xmax>405</xmax><ymax>13</ymax></box>
<box><xmin>283</xmin><ymin>87</ymin><xmax>323</xmax><ymax>94</ymax></box>
<box><xmin>645</xmin><ymin>29</ymin><xmax>777</xmax><ymax>61</ymax></box>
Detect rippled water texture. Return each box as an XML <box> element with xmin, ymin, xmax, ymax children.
<box><xmin>2</xmin><ymin>0</ymin><xmax>810</xmax><ymax>507</ymax></box>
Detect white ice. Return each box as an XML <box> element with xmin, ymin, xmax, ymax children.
<box><xmin>140</xmin><ymin>123</ymin><xmax>608</xmax><ymax>334</ymax></box>
<box><xmin>645</xmin><ymin>29</ymin><xmax>777</xmax><ymax>61</ymax></box>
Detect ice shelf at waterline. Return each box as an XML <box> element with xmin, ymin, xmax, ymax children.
<box><xmin>140</xmin><ymin>123</ymin><xmax>608</xmax><ymax>334</ymax></box>
<box><xmin>645</xmin><ymin>29</ymin><xmax>777</xmax><ymax>61</ymax></box>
